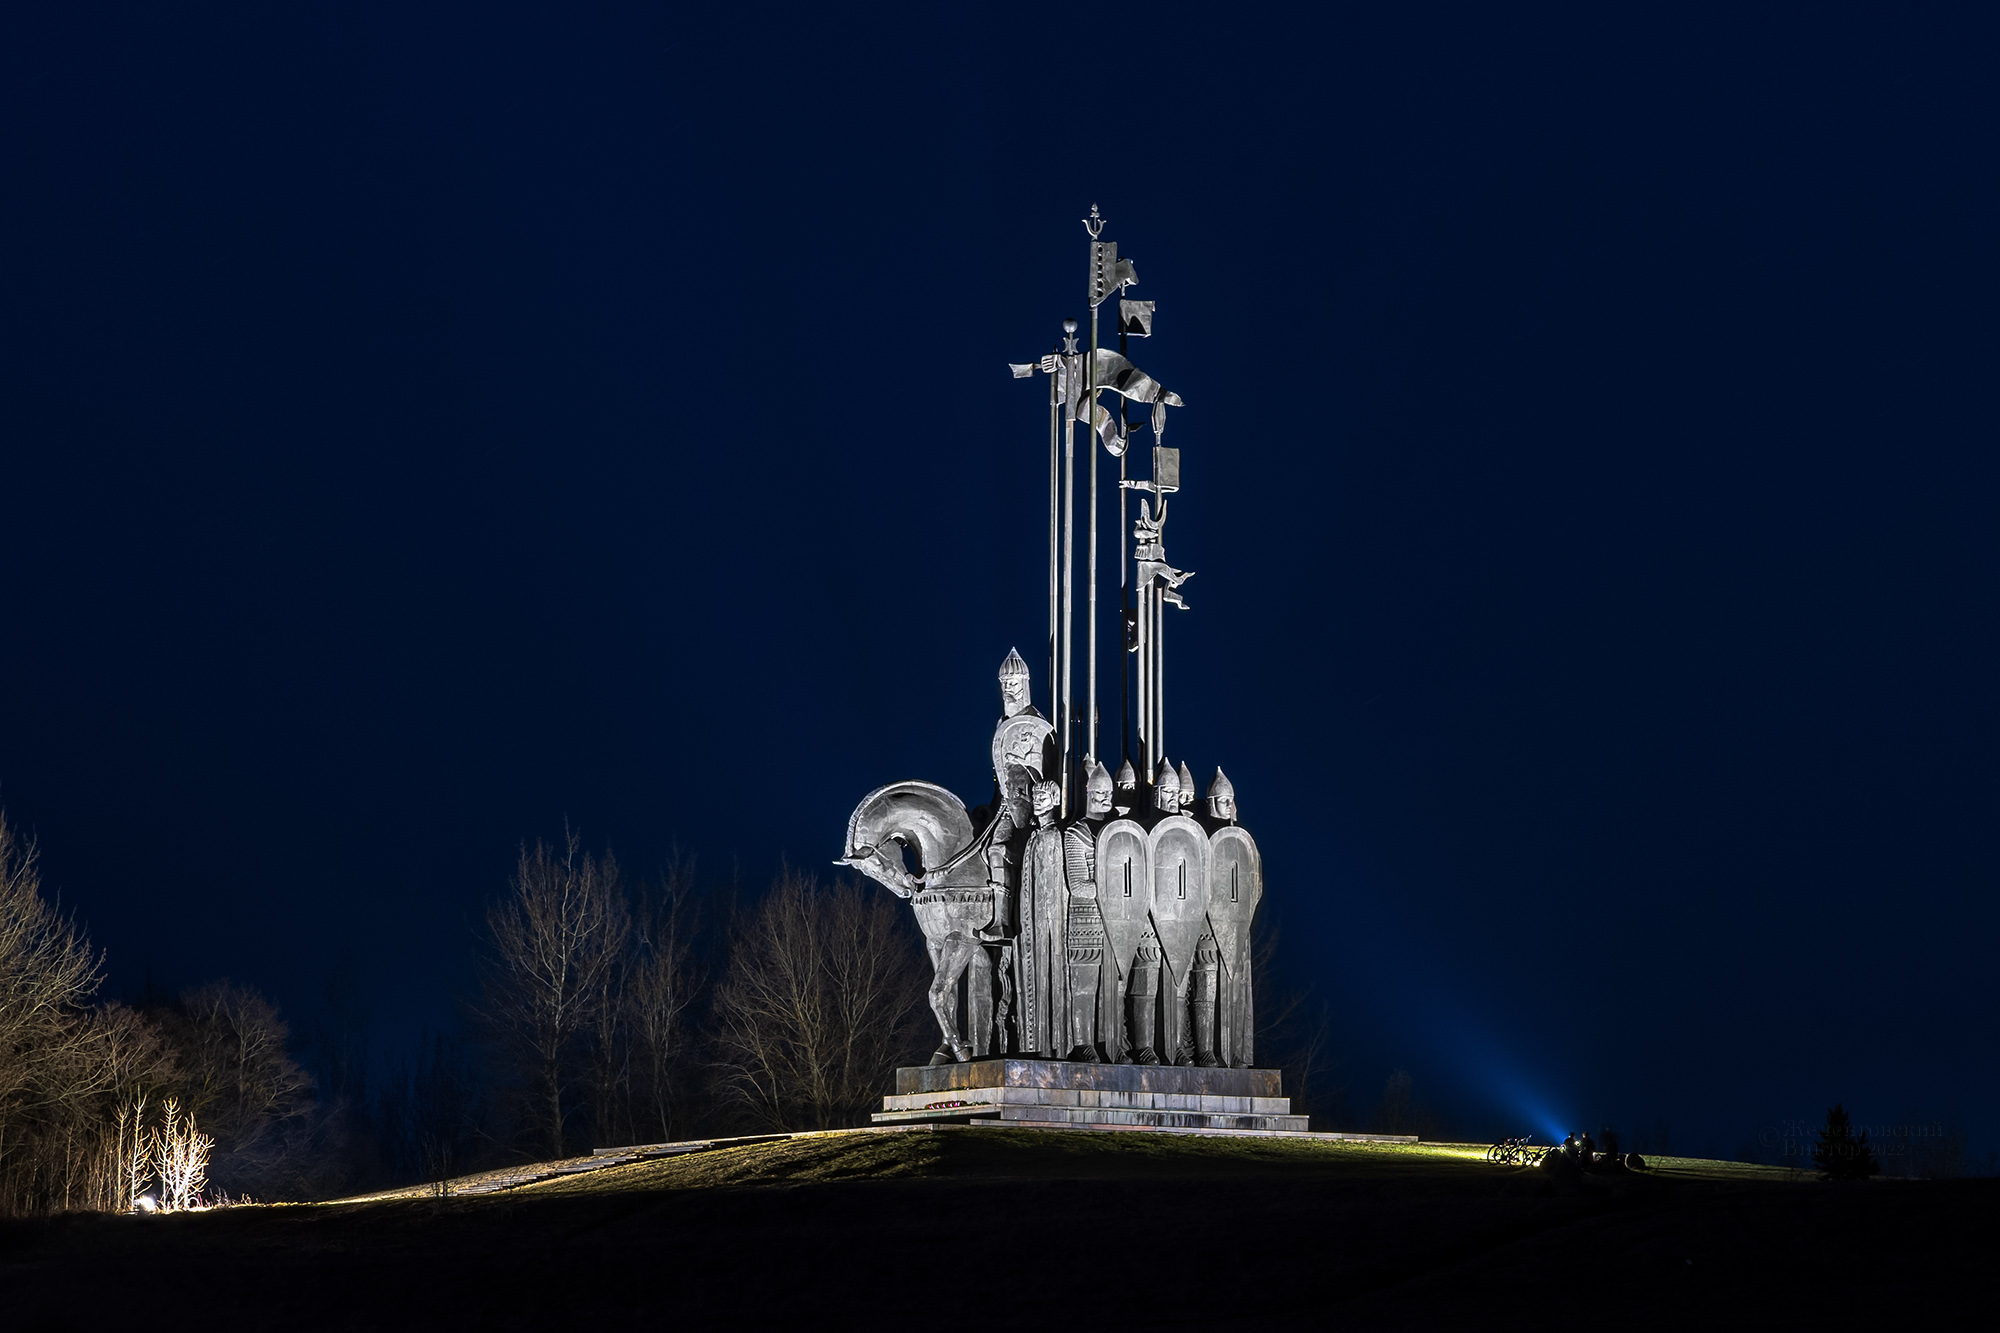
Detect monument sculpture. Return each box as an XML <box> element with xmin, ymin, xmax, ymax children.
<box><xmin>842</xmin><ymin>210</ymin><xmax>1302</xmax><ymax>1135</ymax></box>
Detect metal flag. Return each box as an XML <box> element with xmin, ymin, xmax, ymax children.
<box><xmin>1082</xmin><ymin>399</ymin><xmax>1127</xmax><ymax>457</ymax></box>
<box><xmin>1118</xmin><ymin>299</ymin><xmax>1154</xmax><ymax>337</ymax></box>
<box><xmin>1090</xmin><ymin>242</ymin><xmax>1138</xmax><ymax>308</ymax></box>
<box><xmin>1070</xmin><ymin>350</ymin><xmax>1182</xmax><ymax>458</ymax></box>
<box><xmin>1006</xmin><ymin>353</ymin><xmax>1064</xmax><ymax>379</ymax></box>
<box><xmin>1088</xmin><ymin>349</ymin><xmax>1184</xmax><ymax>409</ymax></box>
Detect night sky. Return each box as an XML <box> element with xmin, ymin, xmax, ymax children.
<box><xmin>3</xmin><ymin>5</ymin><xmax>1995</xmax><ymax>1158</ymax></box>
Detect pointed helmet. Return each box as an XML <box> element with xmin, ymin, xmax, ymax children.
<box><xmin>1114</xmin><ymin>757</ymin><xmax>1138</xmax><ymax>791</ymax></box>
<box><xmin>1087</xmin><ymin>761</ymin><xmax>1114</xmax><ymax>802</ymax></box>
<box><xmin>1154</xmin><ymin>757</ymin><xmax>1180</xmax><ymax>792</ymax></box>
<box><xmin>1178</xmin><ymin>760</ymin><xmax>1196</xmax><ymax>794</ymax></box>
<box><xmin>1207</xmin><ymin>767</ymin><xmax>1238</xmax><ymax>821</ymax></box>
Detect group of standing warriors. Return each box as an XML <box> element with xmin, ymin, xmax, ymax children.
<box><xmin>967</xmin><ymin>652</ymin><xmax>1258</xmax><ymax>1068</ymax></box>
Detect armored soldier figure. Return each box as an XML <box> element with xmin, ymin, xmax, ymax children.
<box><xmin>979</xmin><ymin>651</ymin><xmax>1051</xmax><ymax>946</ymax></box>
<box><xmin>1190</xmin><ymin>926</ymin><xmax>1222</xmax><ymax>1066</ymax></box>
<box><xmin>977</xmin><ymin>763</ymin><xmax>1033</xmax><ymax>944</ymax></box>
<box><xmin>1127</xmin><ymin>923</ymin><xmax>1164</xmax><ymax>1065</ymax></box>
<box><xmin>992</xmin><ymin>649</ymin><xmax>1054</xmax><ymax>787</ymax></box>
<box><xmin>1016</xmin><ymin>778</ymin><xmax>1067</xmax><ymax>1054</ymax></box>
<box><xmin>1063</xmin><ymin>762</ymin><xmax>1114</xmax><ymax>1060</ymax></box>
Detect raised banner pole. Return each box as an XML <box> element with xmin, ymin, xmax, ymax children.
<box><xmin>1085</xmin><ymin>217</ymin><xmax>1103</xmax><ymax>785</ymax></box>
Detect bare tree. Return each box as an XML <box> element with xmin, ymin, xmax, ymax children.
<box><xmin>151</xmin><ymin>1096</ymin><xmax>213</xmax><ymax>1210</ymax></box>
<box><xmin>0</xmin><ymin>814</ymin><xmax>103</xmax><ymax>1100</ymax></box>
<box><xmin>625</xmin><ymin>854</ymin><xmax>703</xmax><ymax>1144</ymax></box>
<box><xmin>162</xmin><ymin>981</ymin><xmax>313</xmax><ymax>1188</ymax></box>
<box><xmin>711</xmin><ymin>869</ymin><xmax>927</xmax><ymax>1131</ymax></box>
<box><xmin>100</xmin><ymin>1003</ymin><xmax>177</xmax><ymax>1210</ymax></box>
<box><xmin>479</xmin><ymin>829</ymin><xmax>630</xmax><ymax>1158</ymax></box>
<box><xmin>587</xmin><ymin>901</ymin><xmax>632</xmax><ymax>1152</ymax></box>
<box><xmin>0</xmin><ymin>812</ymin><xmax>116</xmax><ymax>1213</ymax></box>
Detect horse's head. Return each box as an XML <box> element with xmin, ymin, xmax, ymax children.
<box><xmin>842</xmin><ymin>780</ymin><xmax>985</xmax><ymax>896</ymax></box>
<box><xmin>839</xmin><ymin>844</ymin><xmax>919</xmax><ymax>899</ymax></box>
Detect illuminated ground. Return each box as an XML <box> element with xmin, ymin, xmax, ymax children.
<box><xmin>0</xmin><ymin>1129</ymin><xmax>1987</xmax><ymax>1329</ymax></box>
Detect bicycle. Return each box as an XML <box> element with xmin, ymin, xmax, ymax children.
<box><xmin>1485</xmin><ymin>1136</ymin><xmax>1544</xmax><ymax>1165</ymax></box>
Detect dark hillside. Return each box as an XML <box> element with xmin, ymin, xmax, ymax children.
<box><xmin>0</xmin><ymin>1130</ymin><xmax>1987</xmax><ymax>1329</ymax></box>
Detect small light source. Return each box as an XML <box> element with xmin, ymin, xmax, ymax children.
<box><xmin>1153</xmin><ymin>446</ymin><xmax>1180</xmax><ymax>493</ymax></box>
<box><xmin>1119</xmin><ymin>299</ymin><xmax>1154</xmax><ymax>337</ymax></box>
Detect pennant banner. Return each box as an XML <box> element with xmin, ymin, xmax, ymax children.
<box><xmin>1090</xmin><ymin>242</ymin><xmax>1138</xmax><ymax>307</ymax></box>
<box><xmin>1071</xmin><ymin>349</ymin><xmax>1183</xmax><ymax>457</ymax></box>
<box><xmin>1090</xmin><ymin>349</ymin><xmax>1182</xmax><ymax>409</ymax></box>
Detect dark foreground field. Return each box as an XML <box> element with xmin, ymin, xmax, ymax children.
<box><xmin>1</xmin><ymin>1129</ymin><xmax>1990</xmax><ymax>1329</ymax></box>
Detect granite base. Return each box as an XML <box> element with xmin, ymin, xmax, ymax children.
<box><xmin>875</xmin><ymin>1059</ymin><xmax>1307</xmax><ymax>1134</ymax></box>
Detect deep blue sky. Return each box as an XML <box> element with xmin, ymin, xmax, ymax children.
<box><xmin>3</xmin><ymin>4</ymin><xmax>1995</xmax><ymax>1156</ymax></box>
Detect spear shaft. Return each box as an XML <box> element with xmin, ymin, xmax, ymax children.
<box><xmin>1087</xmin><ymin>298</ymin><xmax>1099</xmax><ymax>783</ymax></box>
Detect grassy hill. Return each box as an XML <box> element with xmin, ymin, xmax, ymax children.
<box><xmin>1</xmin><ymin>1128</ymin><xmax>1988</xmax><ymax>1329</ymax></box>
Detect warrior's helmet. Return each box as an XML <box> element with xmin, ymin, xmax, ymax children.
<box><xmin>1207</xmin><ymin>767</ymin><xmax>1237</xmax><ymax>822</ymax></box>
<box><xmin>998</xmin><ymin>648</ymin><xmax>1032</xmax><ymax>717</ymax></box>
<box><xmin>1085</xmin><ymin>761</ymin><xmax>1115</xmax><ymax>816</ymax></box>
<box><xmin>1113</xmin><ymin>757</ymin><xmax>1139</xmax><ymax>815</ymax></box>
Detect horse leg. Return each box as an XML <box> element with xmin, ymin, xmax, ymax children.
<box><xmin>928</xmin><ymin>933</ymin><xmax>977</xmax><ymax>1063</ymax></box>
<box><xmin>968</xmin><ymin>945</ymin><xmax>995</xmax><ymax>1057</ymax></box>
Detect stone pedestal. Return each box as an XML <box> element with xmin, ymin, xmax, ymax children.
<box><xmin>872</xmin><ymin>1059</ymin><xmax>1308</xmax><ymax>1134</ymax></box>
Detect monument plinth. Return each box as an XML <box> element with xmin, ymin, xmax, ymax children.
<box><xmin>873</xmin><ymin>1060</ymin><xmax>1307</xmax><ymax>1135</ymax></box>
<box><xmin>842</xmin><ymin>210</ymin><xmax>1287</xmax><ymax>1134</ymax></box>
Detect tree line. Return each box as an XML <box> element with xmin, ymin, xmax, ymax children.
<box><xmin>0</xmin><ymin>813</ymin><xmax>943</xmax><ymax>1209</ymax></box>
<box><xmin>468</xmin><ymin>829</ymin><xmax>932</xmax><ymax>1164</ymax></box>
<box><xmin>1</xmin><ymin>811</ymin><xmax>1344</xmax><ymax>1212</ymax></box>
<box><xmin>0</xmin><ymin>814</ymin><xmax>322</xmax><ymax>1212</ymax></box>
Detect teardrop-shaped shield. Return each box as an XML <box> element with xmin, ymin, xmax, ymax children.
<box><xmin>1207</xmin><ymin>826</ymin><xmax>1262</xmax><ymax>1067</ymax></box>
<box><xmin>1148</xmin><ymin>814</ymin><xmax>1211</xmax><ymax>988</ymax></box>
<box><xmin>1095</xmin><ymin>818</ymin><xmax>1151</xmax><ymax>986</ymax></box>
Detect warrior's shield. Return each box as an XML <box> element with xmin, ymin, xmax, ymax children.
<box><xmin>1095</xmin><ymin>819</ymin><xmax>1151</xmax><ymax>986</ymax></box>
<box><xmin>990</xmin><ymin>713</ymin><xmax>1055</xmax><ymax>787</ymax></box>
<box><xmin>1148</xmin><ymin>815</ymin><xmax>1211</xmax><ymax>990</ymax></box>
<box><xmin>1207</xmin><ymin>826</ymin><xmax>1262</xmax><ymax>1067</ymax></box>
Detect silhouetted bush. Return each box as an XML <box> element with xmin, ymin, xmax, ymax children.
<box><xmin>1813</xmin><ymin>1104</ymin><xmax>1879</xmax><ymax>1182</ymax></box>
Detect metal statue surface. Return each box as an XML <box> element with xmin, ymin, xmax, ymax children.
<box><xmin>840</xmin><ymin>214</ymin><xmax>1265</xmax><ymax>1068</ymax></box>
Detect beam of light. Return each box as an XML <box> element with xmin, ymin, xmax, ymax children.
<box><xmin>1347</xmin><ymin>956</ymin><xmax>1573</xmax><ymax>1143</ymax></box>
